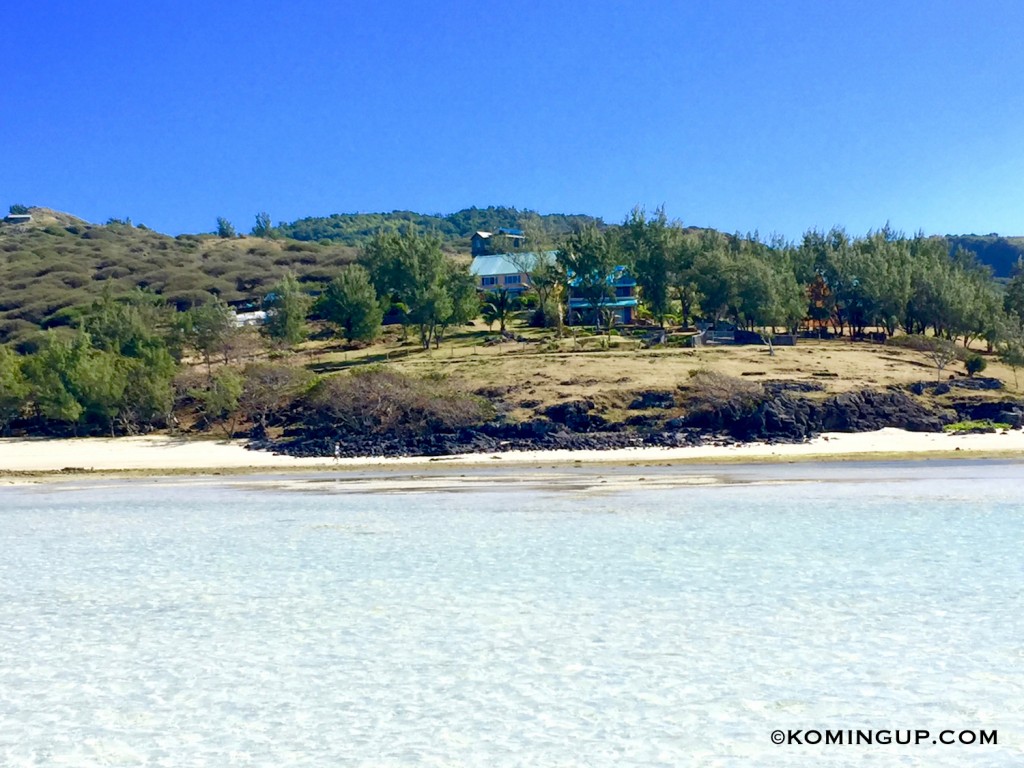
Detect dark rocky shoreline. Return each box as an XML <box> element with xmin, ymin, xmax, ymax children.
<box><xmin>249</xmin><ymin>378</ymin><xmax>1024</xmax><ymax>460</ymax></box>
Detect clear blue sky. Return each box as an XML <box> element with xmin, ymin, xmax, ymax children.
<box><xmin>3</xmin><ymin>0</ymin><xmax>1023</xmax><ymax>239</ymax></box>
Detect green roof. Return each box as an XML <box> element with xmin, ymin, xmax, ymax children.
<box><xmin>470</xmin><ymin>250</ymin><xmax>554</xmax><ymax>278</ymax></box>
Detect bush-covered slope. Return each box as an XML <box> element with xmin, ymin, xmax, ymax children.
<box><xmin>0</xmin><ymin>209</ymin><xmax>357</xmax><ymax>345</ymax></box>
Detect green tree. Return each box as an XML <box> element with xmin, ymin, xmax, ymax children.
<box><xmin>72</xmin><ymin>349</ymin><xmax>131</xmax><ymax>435</ymax></box>
<box><xmin>725</xmin><ymin>241</ymin><xmax>805</xmax><ymax>352</ymax></box>
<box><xmin>0</xmin><ymin>346</ymin><xmax>29</xmax><ymax>433</ymax></box>
<box><xmin>181</xmin><ymin>298</ymin><xmax>236</xmax><ymax>374</ymax></box>
<box><xmin>904</xmin><ymin>236</ymin><xmax>958</xmax><ymax>336</ymax></box>
<box><xmin>264</xmin><ymin>273</ymin><xmax>311</xmax><ymax>346</ymax></box>
<box><xmin>363</xmin><ymin>229</ymin><xmax>423</xmax><ymax>341</ymax></box>
<box><xmin>73</xmin><ymin>292</ymin><xmax>184</xmax><ymax>429</ymax></box>
<box><xmin>118</xmin><ymin>346</ymin><xmax>176</xmax><ymax>432</ymax></box>
<box><xmin>20</xmin><ymin>332</ymin><xmax>134</xmax><ymax>435</ymax></box>
<box><xmin>622</xmin><ymin>206</ymin><xmax>672</xmax><ymax>326</ymax></box>
<box><xmin>252</xmin><ymin>211</ymin><xmax>274</xmax><ymax>238</ymax></box>
<box><xmin>436</xmin><ymin>264</ymin><xmax>480</xmax><ymax>345</ymax></box>
<box><xmin>668</xmin><ymin>230</ymin><xmax>705</xmax><ymax>328</ymax></box>
<box><xmin>191</xmin><ymin>366</ymin><xmax>244</xmax><ymax>437</ymax></box>
<box><xmin>691</xmin><ymin>234</ymin><xmax>738</xmax><ymax>324</ymax></box>
<box><xmin>364</xmin><ymin>230</ymin><xmax>448</xmax><ymax>302</ymax></box>
<box><xmin>557</xmin><ymin>225</ymin><xmax>618</xmax><ymax>332</ymax></box>
<box><xmin>481</xmin><ymin>289</ymin><xmax>513</xmax><ymax>333</ymax></box>
<box><xmin>362</xmin><ymin>229</ymin><xmax>474</xmax><ymax>348</ymax></box>
<box><xmin>81</xmin><ymin>289</ymin><xmax>171</xmax><ymax>358</ymax></box>
<box><xmin>216</xmin><ymin>217</ymin><xmax>237</xmax><ymax>238</ymax></box>
<box><xmin>8</xmin><ymin>204</ymin><xmax>29</xmax><ymax>215</ymax></box>
<box><xmin>318</xmin><ymin>265</ymin><xmax>383</xmax><ymax>342</ymax></box>
<box><xmin>21</xmin><ymin>333</ymin><xmax>88</xmax><ymax>429</ymax></box>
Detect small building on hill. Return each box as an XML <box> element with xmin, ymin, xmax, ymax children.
<box><xmin>3</xmin><ymin>213</ymin><xmax>32</xmax><ymax>225</ymax></box>
<box><xmin>471</xmin><ymin>227</ymin><xmax>526</xmax><ymax>257</ymax></box>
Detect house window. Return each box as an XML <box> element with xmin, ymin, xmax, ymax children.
<box><xmin>615</xmin><ymin>286</ymin><xmax>633</xmax><ymax>297</ymax></box>
<box><xmin>504</xmin><ymin>274</ymin><xmax>521</xmax><ymax>285</ymax></box>
<box><xmin>481</xmin><ymin>276</ymin><xmax>498</xmax><ymax>286</ymax></box>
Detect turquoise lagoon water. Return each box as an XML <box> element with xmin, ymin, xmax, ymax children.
<box><xmin>1</xmin><ymin>461</ymin><xmax>1023</xmax><ymax>766</ymax></box>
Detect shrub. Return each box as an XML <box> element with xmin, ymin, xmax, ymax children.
<box><xmin>302</xmin><ymin>369</ymin><xmax>494</xmax><ymax>437</ymax></box>
<box><xmin>165</xmin><ymin>289</ymin><xmax>217</xmax><ymax>311</ymax></box>
<box><xmin>189</xmin><ymin>366</ymin><xmax>244</xmax><ymax>436</ymax></box>
<box><xmin>11</xmin><ymin>295</ymin><xmax>70</xmax><ymax>325</ymax></box>
<box><xmin>239</xmin><ymin>363</ymin><xmax>315</xmax><ymax>432</ymax></box>
<box><xmin>41</xmin><ymin>306</ymin><xmax>84</xmax><ymax>328</ymax></box>
<box><xmin>943</xmin><ymin>419</ymin><xmax>1011</xmax><ymax>433</ymax></box>
<box><xmin>965</xmin><ymin>354</ymin><xmax>987</xmax><ymax>377</ymax></box>
<box><xmin>35</xmin><ymin>260</ymin><xmax>83</xmax><ymax>277</ymax></box>
<box><xmin>51</xmin><ymin>271</ymin><xmax>90</xmax><ymax>289</ymax></box>
<box><xmin>0</xmin><ymin>318</ymin><xmax>39</xmax><ymax>345</ymax></box>
<box><xmin>93</xmin><ymin>265</ymin><xmax>133</xmax><ymax>280</ymax></box>
<box><xmin>682</xmin><ymin>369</ymin><xmax>766</xmax><ymax>414</ymax></box>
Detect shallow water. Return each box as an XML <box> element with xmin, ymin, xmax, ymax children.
<box><xmin>1</xmin><ymin>461</ymin><xmax>1023</xmax><ymax>766</ymax></box>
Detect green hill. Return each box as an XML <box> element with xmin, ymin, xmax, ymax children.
<box><xmin>275</xmin><ymin>206</ymin><xmax>602</xmax><ymax>246</ymax></box>
<box><xmin>0</xmin><ymin>208</ymin><xmax>358</xmax><ymax>346</ymax></box>
<box><xmin>946</xmin><ymin>234</ymin><xmax>1024</xmax><ymax>278</ymax></box>
<box><xmin>0</xmin><ymin>204</ymin><xmax>600</xmax><ymax>346</ymax></box>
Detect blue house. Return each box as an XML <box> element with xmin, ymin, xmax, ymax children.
<box><xmin>567</xmin><ymin>265</ymin><xmax>638</xmax><ymax>325</ymax></box>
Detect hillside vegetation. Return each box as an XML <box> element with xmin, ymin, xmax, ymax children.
<box><xmin>0</xmin><ymin>209</ymin><xmax>358</xmax><ymax>345</ymax></box>
<box><xmin>945</xmin><ymin>234</ymin><xmax>1024</xmax><ymax>278</ymax></box>
<box><xmin>2</xmin><ymin>205</ymin><xmax>1024</xmax><ymax>447</ymax></box>
<box><xmin>274</xmin><ymin>205</ymin><xmax>601</xmax><ymax>246</ymax></box>
<box><xmin>3</xmin><ymin>207</ymin><xmax>1022</xmax><ymax>348</ymax></box>
<box><xmin>0</xmin><ymin>204</ymin><xmax>599</xmax><ymax>346</ymax></box>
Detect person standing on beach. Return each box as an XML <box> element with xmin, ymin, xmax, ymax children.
<box><xmin>333</xmin><ymin>442</ymin><xmax>341</xmax><ymax>462</ymax></box>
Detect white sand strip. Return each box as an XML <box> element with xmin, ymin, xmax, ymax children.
<box><xmin>0</xmin><ymin>428</ymin><xmax>1022</xmax><ymax>475</ymax></box>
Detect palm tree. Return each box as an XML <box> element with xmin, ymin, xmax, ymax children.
<box><xmin>482</xmin><ymin>289</ymin><xmax>512</xmax><ymax>333</ymax></box>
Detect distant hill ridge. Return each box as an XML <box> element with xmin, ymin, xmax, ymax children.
<box><xmin>945</xmin><ymin>234</ymin><xmax>1024</xmax><ymax>279</ymax></box>
<box><xmin>5</xmin><ymin>205</ymin><xmax>1022</xmax><ymax>274</ymax></box>
<box><xmin>274</xmin><ymin>206</ymin><xmax>603</xmax><ymax>245</ymax></box>
<box><xmin>267</xmin><ymin>209</ymin><xmax>1024</xmax><ymax>278</ymax></box>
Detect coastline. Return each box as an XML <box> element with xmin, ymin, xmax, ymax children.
<box><xmin>1</xmin><ymin>428</ymin><xmax>1023</xmax><ymax>480</ymax></box>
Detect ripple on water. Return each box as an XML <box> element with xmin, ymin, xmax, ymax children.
<box><xmin>1</xmin><ymin>464</ymin><xmax>1023</xmax><ymax>766</ymax></box>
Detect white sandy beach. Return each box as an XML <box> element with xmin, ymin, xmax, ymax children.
<box><xmin>0</xmin><ymin>428</ymin><xmax>1022</xmax><ymax>475</ymax></box>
